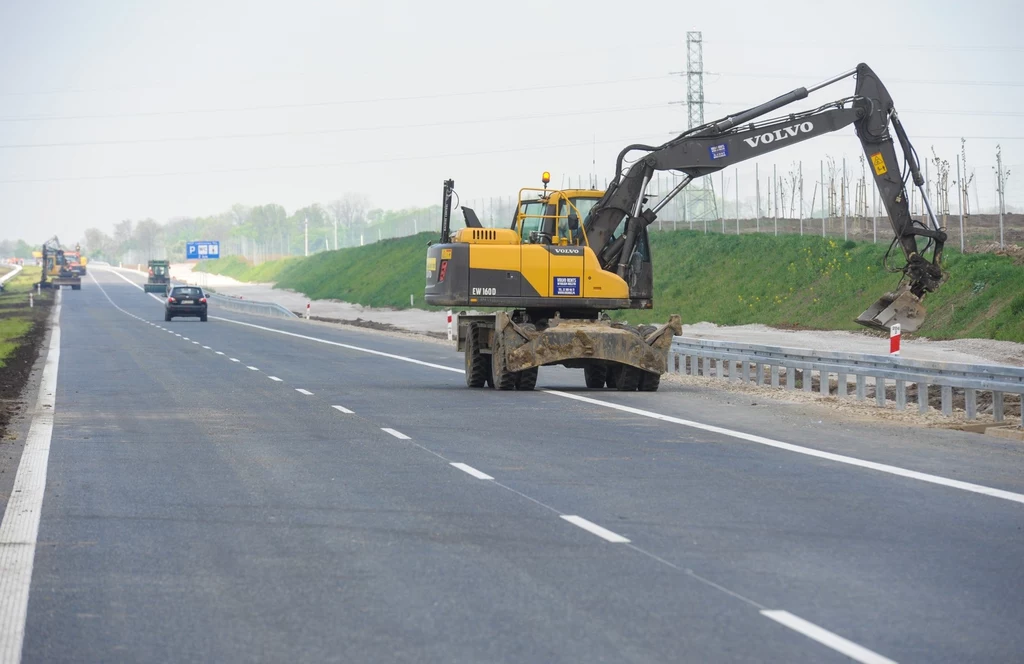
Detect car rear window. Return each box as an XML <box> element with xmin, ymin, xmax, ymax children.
<box><xmin>171</xmin><ymin>288</ymin><xmax>202</xmax><ymax>297</ymax></box>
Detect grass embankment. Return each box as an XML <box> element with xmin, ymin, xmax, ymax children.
<box><xmin>193</xmin><ymin>255</ymin><xmax>300</xmax><ymax>282</ymax></box>
<box><xmin>0</xmin><ymin>266</ymin><xmax>52</xmax><ymax>368</ymax></box>
<box><xmin>192</xmin><ymin>232</ymin><xmax>1024</xmax><ymax>342</ymax></box>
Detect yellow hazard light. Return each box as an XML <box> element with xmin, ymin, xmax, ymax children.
<box><xmin>542</xmin><ymin>171</ymin><xmax>551</xmax><ymax>184</ymax></box>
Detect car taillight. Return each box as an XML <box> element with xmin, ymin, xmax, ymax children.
<box><xmin>199</xmin><ymin>297</ymin><xmax>206</xmax><ymax>303</ymax></box>
<box><xmin>168</xmin><ymin>297</ymin><xmax>175</xmax><ymax>303</ymax></box>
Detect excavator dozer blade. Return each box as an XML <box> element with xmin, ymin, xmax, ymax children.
<box><xmin>854</xmin><ymin>285</ymin><xmax>926</xmax><ymax>333</ymax></box>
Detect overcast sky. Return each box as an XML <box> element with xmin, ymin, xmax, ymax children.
<box><xmin>1</xmin><ymin>0</ymin><xmax>1022</xmax><ymax>244</ymax></box>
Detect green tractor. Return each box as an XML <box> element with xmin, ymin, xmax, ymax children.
<box><xmin>144</xmin><ymin>259</ymin><xmax>170</xmax><ymax>294</ymax></box>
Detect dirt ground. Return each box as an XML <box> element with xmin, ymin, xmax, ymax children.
<box><xmin>0</xmin><ymin>295</ymin><xmax>52</xmax><ymax>443</ymax></box>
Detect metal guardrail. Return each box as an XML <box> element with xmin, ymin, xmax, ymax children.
<box><xmin>205</xmin><ymin>292</ymin><xmax>298</xmax><ymax>319</ymax></box>
<box><xmin>669</xmin><ymin>337</ymin><xmax>1024</xmax><ymax>425</ymax></box>
<box><xmin>0</xmin><ymin>264</ymin><xmax>23</xmax><ymax>286</ymax></box>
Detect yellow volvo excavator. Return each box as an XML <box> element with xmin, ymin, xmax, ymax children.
<box><xmin>426</xmin><ymin>63</ymin><xmax>948</xmax><ymax>391</ymax></box>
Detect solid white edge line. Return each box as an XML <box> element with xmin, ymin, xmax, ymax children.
<box><xmin>331</xmin><ymin>405</ymin><xmax>353</xmax><ymax>414</ymax></box>
<box><xmin>450</xmin><ymin>462</ymin><xmax>494</xmax><ymax>480</ymax></box>
<box><xmin>545</xmin><ymin>390</ymin><xmax>1024</xmax><ymax>505</ymax></box>
<box><xmin>381</xmin><ymin>428</ymin><xmax>410</xmax><ymax>440</ymax></box>
<box><xmin>295</xmin><ymin>388</ymin><xmax>313</xmax><ymax>395</ymax></box>
<box><xmin>560</xmin><ymin>515</ymin><xmax>630</xmax><ymax>543</ymax></box>
<box><xmin>205</xmin><ymin>308</ymin><xmax>1024</xmax><ymax>506</ymax></box>
<box><xmin>761</xmin><ymin>610</ymin><xmax>897</xmax><ymax>664</ymax></box>
<box><xmin>268</xmin><ymin>376</ymin><xmax>283</xmax><ymax>382</ymax></box>
<box><xmin>0</xmin><ymin>290</ymin><xmax>61</xmax><ymax>664</ymax></box>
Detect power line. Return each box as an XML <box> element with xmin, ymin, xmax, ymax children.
<box><xmin>703</xmin><ymin>103</ymin><xmax>1024</xmax><ymax>117</ymax></box>
<box><xmin>0</xmin><ymin>104</ymin><xmax>667</xmax><ymax>150</ymax></box>
<box><xmin>0</xmin><ymin>75</ymin><xmax>672</xmax><ymax>123</ymax></box>
<box><xmin>707</xmin><ymin>71</ymin><xmax>1024</xmax><ymax>87</ymax></box>
<box><xmin>0</xmin><ymin>134</ymin><xmax>668</xmax><ymax>185</ymax></box>
<box><xmin>704</xmin><ymin>40</ymin><xmax>1024</xmax><ymax>53</ymax></box>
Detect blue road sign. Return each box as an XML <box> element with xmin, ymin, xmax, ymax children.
<box><xmin>186</xmin><ymin>241</ymin><xmax>220</xmax><ymax>260</ymax></box>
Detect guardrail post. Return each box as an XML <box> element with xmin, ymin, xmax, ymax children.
<box><xmin>941</xmin><ymin>386</ymin><xmax>953</xmax><ymax>416</ymax></box>
<box><xmin>895</xmin><ymin>380</ymin><xmax>906</xmax><ymax>411</ymax></box>
<box><xmin>755</xmin><ymin>363</ymin><xmax>764</xmax><ymax>385</ymax></box>
<box><xmin>965</xmin><ymin>389</ymin><xmax>977</xmax><ymax>420</ymax></box>
<box><xmin>918</xmin><ymin>382</ymin><xmax>929</xmax><ymax>414</ymax></box>
<box><xmin>803</xmin><ymin>369</ymin><xmax>812</xmax><ymax>392</ymax></box>
<box><xmin>837</xmin><ymin>372</ymin><xmax>847</xmax><ymax>398</ymax></box>
<box><xmin>855</xmin><ymin>375</ymin><xmax>866</xmax><ymax>401</ymax></box>
<box><xmin>701</xmin><ymin>356</ymin><xmax>709</xmax><ymax>377</ymax></box>
<box><xmin>785</xmin><ymin>367</ymin><xmax>794</xmax><ymax>390</ymax></box>
<box><xmin>819</xmin><ymin>370</ymin><xmax>830</xmax><ymax>396</ymax></box>
<box><xmin>770</xmin><ymin>365</ymin><xmax>779</xmax><ymax>388</ymax></box>
<box><xmin>876</xmin><ymin>377</ymin><xmax>886</xmax><ymax>406</ymax></box>
<box><xmin>742</xmin><ymin>361</ymin><xmax>750</xmax><ymax>383</ymax></box>
<box><xmin>992</xmin><ymin>391</ymin><xmax>1004</xmax><ymax>422</ymax></box>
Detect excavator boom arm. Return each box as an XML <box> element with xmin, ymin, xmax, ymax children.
<box><xmin>584</xmin><ymin>63</ymin><xmax>946</xmax><ymax>331</ymax></box>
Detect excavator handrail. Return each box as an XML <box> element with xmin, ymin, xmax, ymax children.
<box><xmin>514</xmin><ymin>187</ymin><xmax>592</xmax><ymax>247</ymax></box>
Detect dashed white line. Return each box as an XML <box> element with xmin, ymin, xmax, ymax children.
<box><xmin>450</xmin><ymin>463</ymin><xmax>494</xmax><ymax>480</ymax></box>
<box><xmin>192</xmin><ymin>341</ymin><xmax>199</xmax><ymax>345</ymax></box>
<box><xmin>295</xmin><ymin>388</ymin><xmax>313</xmax><ymax>395</ymax></box>
<box><xmin>761</xmin><ymin>611</ymin><xmax>896</xmax><ymax>664</ymax></box>
<box><xmin>175</xmin><ymin>333</ymin><xmax>181</xmax><ymax>337</ymax></box>
<box><xmin>202</xmin><ymin>345</ymin><xmax>211</xmax><ymax>349</ymax></box>
<box><xmin>381</xmin><ymin>428</ymin><xmax>410</xmax><ymax>440</ymax></box>
<box><xmin>268</xmin><ymin>376</ymin><xmax>283</xmax><ymax>382</ymax></box>
<box><xmin>215</xmin><ymin>351</ymin><xmax>225</xmax><ymax>355</ymax></box>
<box><xmin>560</xmin><ymin>515</ymin><xmax>630</xmax><ymax>543</ymax></box>
<box><xmin>230</xmin><ymin>358</ymin><xmax>240</xmax><ymax>362</ymax></box>
<box><xmin>182</xmin><ymin>337</ymin><xmax>190</xmax><ymax>340</ymax></box>
<box><xmin>246</xmin><ymin>366</ymin><xmax>259</xmax><ymax>371</ymax></box>
<box><xmin>331</xmin><ymin>405</ymin><xmax>353</xmax><ymax>414</ymax></box>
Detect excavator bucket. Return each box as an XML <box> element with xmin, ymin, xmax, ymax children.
<box><xmin>854</xmin><ymin>285</ymin><xmax>926</xmax><ymax>333</ymax></box>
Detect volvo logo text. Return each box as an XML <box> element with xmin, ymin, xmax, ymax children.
<box><xmin>743</xmin><ymin>121</ymin><xmax>814</xmax><ymax>149</ymax></box>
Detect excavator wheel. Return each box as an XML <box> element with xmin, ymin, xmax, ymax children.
<box><xmin>584</xmin><ymin>365</ymin><xmax>608</xmax><ymax>389</ymax></box>
<box><xmin>515</xmin><ymin>367</ymin><xmax>538</xmax><ymax>391</ymax></box>
<box><xmin>464</xmin><ymin>323</ymin><xmax>491</xmax><ymax>388</ymax></box>
<box><xmin>638</xmin><ymin>371</ymin><xmax>661</xmax><ymax>392</ymax></box>
<box><xmin>491</xmin><ymin>348</ymin><xmax>518</xmax><ymax>391</ymax></box>
<box><xmin>613</xmin><ymin>365</ymin><xmax>641</xmax><ymax>391</ymax></box>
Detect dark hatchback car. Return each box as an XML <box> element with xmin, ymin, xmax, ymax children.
<box><xmin>165</xmin><ymin>286</ymin><xmax>208</xmax><ymax>322</ymax></box>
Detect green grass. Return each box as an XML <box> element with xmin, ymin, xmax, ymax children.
<box><xmin>193</xmin><ymin>255</ymin><xmax>301</xmax><ymax>283</ymax></box>
<box><xmin>0</xmin><ymin>266</ymin><xmax>51</xmax><ymax>367</ymax></box>
<box><xmin>185</xmin><ymin>232</ymin><xmax>1024</xmax><ymax>342</ymax></box>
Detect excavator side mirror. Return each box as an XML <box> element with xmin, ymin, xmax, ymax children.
<box><xmin>567</xmin><ymin>211</ymin><xmax>580</xmax><ymax>232</ymax></box>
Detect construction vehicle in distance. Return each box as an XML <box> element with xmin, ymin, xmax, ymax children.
<box><xmin>144</xmin><ymin>259</ymin><xmax>171</xmax><ymax>294</ymax></box>
<box><xmin>426</xmin><ymin>63</ymin><xmax>948</xmax><ymax>391</ymax></box>
<box><xmin>64</xmin><ymin>245</ymin><xmax>88</xmax><ymax>276</ymax></box>
<box><xmin>38</xmin><ymin>236</ymin><xmax>81</xmax><ymax>290</ymax></box>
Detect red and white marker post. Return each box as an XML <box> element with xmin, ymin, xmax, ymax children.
<box><xmin>447</xmin><ymin>310</ymin><xmax>453</xmax><ymax>342</ymax></box>
<box><xmin>305</xmin><ymin>302</ymin><xmax>310</xmax><ymax>320</ymax></box>
<box><xmin>889</xmin><ymin>323</ymin><xmax>901</xmax><ymax>356</ymax></box>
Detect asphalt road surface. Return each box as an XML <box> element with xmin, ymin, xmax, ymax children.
<box><xmin>3</xmin><ymin>267</ymin><xmax>1023</xmax><ymax>663</ymax></box>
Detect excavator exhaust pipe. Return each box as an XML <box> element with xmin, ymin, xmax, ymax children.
<box><xmin>854</xmin><ymin>285</ymin><xmax>926</xmax><ymax>334</ymax></box>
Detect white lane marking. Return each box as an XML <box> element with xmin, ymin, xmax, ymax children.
<box><xmin>381</xmin><ymin>428</ymin><xmax>410</xmax><ymax>440</ymax></box>
<box><xmin>761</xmin><ymin>611</ymin><xmax>897</xmax><ymax>664</ymax></box>
<box><xmin>183</xmin><ymin>337</ymin><xmax>189</xmax><ymax>340</ymax></box>
<box><xmin>210</xmin><ymin>316</ymin><xmax>463</xmax><ymax>374</ymax></box>
<box><xmin>295</xmin><ymin>388</ymin><xmax>313</xmax><ymax>395</ymax></box>
<box><xmin>0</xmin><ymin>291</ymin><xmax>61</xmax><ymax>663</ymax></box>
<box><xmin>560</xmin><ymin>515</ymin><xmax>630</xmax><ymax>543</ymax></box>
<box><xmin>230</xmin><ymin>358</ymin><xmax>240</xmax><ymax>362</ymax></box>
<box><xmin>205</xmin><ymin>314</ymin><xmax>1024</xmax><ymax>506</ymax></box>
<box><xmin>246</xmin><ymin>366</ymin><xmax>259</xmax><ymax>371</ymax></box>
<box><xmin>192</xmin><ymin>341</ymin><xmax>199</xmax><ymax>345</ymax></box>
<box><xmin>215</xmin><ymin>351</ymin><xmax>225</xmax><ymax>355</ymax></box>
<box><xmin>175</xmin><ymin>334</ymin><xmax>181</xmax><ymax>337</ymax></box>
<box><xmin>101</xmin><ymin>267</ymin><xmax>144</xmax><ymax>291</ymax></box>
<box><xmin>450</xmin><ymin>462</ymin><xmax>494</xmax><ymax>480</ymax></box>
<box><xmin>331</xmin><ymin>405</ymin><xmax>354</xmax><ymax>414</ymax></box>
<box><xmin>547</xmin><ymin>390</ymin><xmax>1024</xmax><ymax>505</ymax></box>
<box><xmin>202</xmin><ymin>346</ymin><xmax>211</xmax><ymax>349</ymax></box>
<box><xmin>268</xmin><ymin>376</ymin><xmax>283</xmax><ymax>382</ymax></box>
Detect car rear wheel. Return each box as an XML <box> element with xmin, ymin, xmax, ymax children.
<box><xmin>200</xmin><ymin>314</ymin><xmax>208</xmax><ymax>322</ymax></box>
<box><xmin>164</xmin><ymin>313</ymin><xmax>172</xmax><ymax>321</ymax></box>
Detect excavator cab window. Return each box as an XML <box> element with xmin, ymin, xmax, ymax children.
<box><xmin>518</xmin><ymin>200</ymin><xmax>556</xmax><ymax>244</ymax></box>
